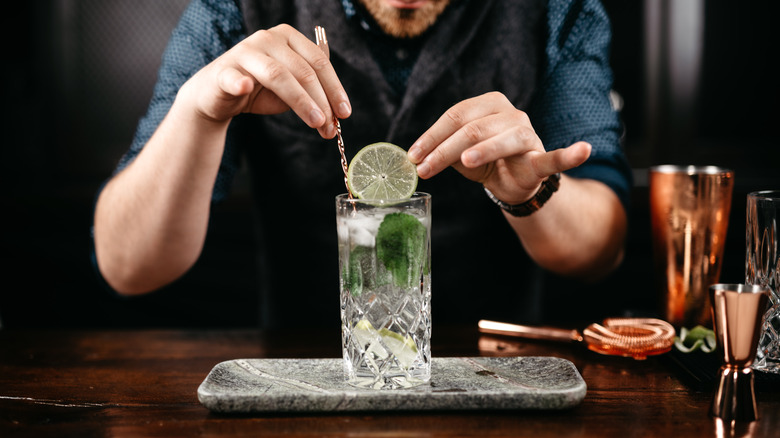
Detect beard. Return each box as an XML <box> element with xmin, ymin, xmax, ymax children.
<box><xmin>357</xmin><ymin>0</ymin><xmax>452</xmax><ymax>38</ymax></box>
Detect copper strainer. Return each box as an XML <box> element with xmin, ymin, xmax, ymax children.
<box><xmin>478</xmin><ymin>318</ymin><xmax>676</xmax><ymax>360</ymax></box>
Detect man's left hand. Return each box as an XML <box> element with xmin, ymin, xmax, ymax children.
<box><xmin>407</xmin><ymin>92</ymin><xmax>591</xmax><ymax>205</ymax></box>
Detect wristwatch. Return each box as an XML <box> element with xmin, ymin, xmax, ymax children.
<box><xmin>483</xmin><ymin>173</ymin><xmax>561</xmax><ymax>217</ymax></box>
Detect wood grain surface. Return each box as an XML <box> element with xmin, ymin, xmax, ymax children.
<box><xmin>2</xmin><ymin>327</ymin><xmax>778</xmax><ymax>437</ymax></box>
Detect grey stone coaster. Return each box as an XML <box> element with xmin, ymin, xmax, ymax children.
<box><xmin>197</xmin><ymin>357</ymin><xmax>586</xmax><ymax>413</ymax></box>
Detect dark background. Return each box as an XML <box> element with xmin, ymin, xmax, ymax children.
<box><xmin>2</xmin><ymin>0</ymin><xmax>779</xmax><ymax>329</ymax></box>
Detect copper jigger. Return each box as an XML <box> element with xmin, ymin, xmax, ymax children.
<box><xmin>709</xmin><ymin>284</ymin><xmax>769</xmax><ymax>422</ymax></box>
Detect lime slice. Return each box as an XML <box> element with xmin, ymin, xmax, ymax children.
<box><xmin>352</xmin><ymin>319</ymin><xmax>419</xmax><ymax>369</ymax></box>
<box><xmin>347</xmin><ymin>142</ymin><xmax>418</xmax><ymax>200</ymax></box>
<box><xmin>378</xmin><ymin>328</ymin><xmax>419</xmax><ymax>355</ymax></box>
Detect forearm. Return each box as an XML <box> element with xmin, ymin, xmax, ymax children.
<box><xmin>93</xmin><ymin>97</ymin><xmax>229</xmax><ymax>295</ymax></box>
<box><xmin>508</xmin><ymin>175</ymin><xmax>626</xmax><ymax>280</ymax></box>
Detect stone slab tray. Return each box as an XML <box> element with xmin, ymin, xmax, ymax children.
<box><xmin>197</xmin><ymin>357</ymin><xmax>586</xmax><ymax>413</ymax></box>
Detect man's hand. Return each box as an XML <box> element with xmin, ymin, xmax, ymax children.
<box><xmin>95</xmin><ymin>25</ymin><xmax>354</xmax><ymax>295</ymax></box>
<box><xmin>181</xmin><ymin>24</ymin><xmax>352</xmax><ymax>138</ymax></box>
<box><xmin>407</xmin><ymin>91</ymin><xmax>626</xmax><ymax>280</ymax></box>
<box><xmin>407</xmin><ymin>92</ymin><xmax>590</xmax><ymax>205</ymax></box>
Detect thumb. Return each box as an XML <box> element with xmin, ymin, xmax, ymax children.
<box><xmin>217</xmin><ymin>66</ymin><xmax>255</xmax><ymax>97</ymax></box>
<box><xmin>533</xmin><ymin>141</ymin><xmax>591</xmax><ymax>177</ymax></box>
<box><xmin>563</xmin><ymin>141</ymin><xmax>592</xmax><ymax>169</ymax></box>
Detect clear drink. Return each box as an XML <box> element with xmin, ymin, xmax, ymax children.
<box><xmin>336</xmin><ymin>193</ymin><xmax>431</xmax><ymax>389</ymax></box>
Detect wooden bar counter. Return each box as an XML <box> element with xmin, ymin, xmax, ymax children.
<box><xmin>1</xmin><ymin>326</ymin><xmax>778</xmax><ymax>437</ymax></box>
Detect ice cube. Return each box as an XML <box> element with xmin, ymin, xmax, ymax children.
<box><xmin>351</xmin><ymin>226</ymin><xmax>375</xmax><ymax>248</ymax></box>
<box><xmin>348</xmin><ymin>213</ymin><xmax>383</xmax><ymax>247</ymax></box>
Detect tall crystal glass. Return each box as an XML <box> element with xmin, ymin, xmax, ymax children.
<box><xmin>336</xmin><ymin>193</ymin><xmax>432</xmax><ymax>389</ymax></box>
<box><xmin>748</xmin><ymin>190</ymin><xmax>780</xmax><ymax>374</ymax></box>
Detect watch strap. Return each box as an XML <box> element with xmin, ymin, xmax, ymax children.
<box><xmin>484</xmin><ymin>173</ymin><xmax>561</xmax><ymax>217</ymax></box>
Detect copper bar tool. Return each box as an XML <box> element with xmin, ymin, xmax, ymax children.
<box><xmin>478</xmin><ymin>318</ymin><xmax>676</xmax><ymax>360</ymax></box>
<box><xmin>314</xmin><ymin>26</ymin><xmax>351</xmax><ymax>198</ymax></box>
<box><xmin>709</xmin><ymin>283</ymin><xmax>769</xmax><ymax>422</ymax></box>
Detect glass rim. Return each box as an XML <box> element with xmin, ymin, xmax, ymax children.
<box><xmin>649</xmin><ymin>164</ymin><xmax>732</xmax><ymax>175</ymax></box>
<box><xmin>747</xmin><ymin>190</ymin><xmax>780</xmax><ymax>200</ymax></box>
<box><xmin>336</xmin><ymin>192</ymin><xmax>431</xmax><ymax>203</ymax></box>
<box><xmin>710</xmin><ymin>283</ymin><xmax>770</xmax><ymax>294</ymax></box>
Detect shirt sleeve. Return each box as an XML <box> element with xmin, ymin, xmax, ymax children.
<box><xmin>90</xmin><ymin>0</ymin><xmax>246</xmax><ymax>294</ymax></box>
<box><xmin>116</xmin><ymin>0</ymin><xmax>246</xmax><ymax>202</ymax></box>
<box><xmin>528</xmin><ymin>0</ymin><xmax>632</xmax><ymax>209</ymax></box>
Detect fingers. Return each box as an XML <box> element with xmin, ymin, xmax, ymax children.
<box><xmin>466</xmin><ymin>139</ymin><xmax>591</xmax><ymax>181</ymax></box>
<box><xmin>409</xmin><ymin>93</ymin><xmax>536</xmax><ymax>179</ymax></box>
<box><xmin>232</xmin><ymin>51</ymin><xmax>318</xmax><ymax>125</ymax></box>
<box><xmin>215</xmin><ymin>25</ymin><xmax>351</xmax><ymax>135</ymax></box>
<box><xmin>408</xmin><ymin>92</ymin><xmax>506</xmax><ymax>166</ymax></box>
<box><xmin>459</xmin><ymin>120</ymin><xmax>543</xmax><ymax>169</ymax></box>
<box><xmin>409</xmin><ymin>92</ymin><xmax>592</xmax><ymax>185</ymax></box>
<box><xmin>409</xmin><ymin>93</ymin><xmax>516</xmax><ymax>178</ymax></box>
<box><xmin>529</xmin><ymin>141</ymin><xmax>591</xmax><ymax>177</ymax></box>
<box><xmin>283</xmin><ymin>27</ymin><xmax>351</xmax><ymax>118</ymax></box>
<box><xmin>415</xmin><ymin>113</ymin><xmax>527</xmax><ymax>179</ymax></box>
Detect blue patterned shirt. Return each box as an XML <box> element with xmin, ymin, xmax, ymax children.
<box><xmin>119</xmin><ymin>0</ymin><xmax>631</xmax><ymax>207</ymax></box>
<box><xmin>101</xmin><ymin>0</ymin><xmax>632</xmax><ymax>325</ymax></box>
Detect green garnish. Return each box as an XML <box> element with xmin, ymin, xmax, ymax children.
<box><xmin>344</xmin><ymin>245</ymin><xmax>390</xmax><ymax>297</ymax></box>
<box><xmin>674</xmin><ymin>326</ymin><xmax>717</xmax><ymax>353</ymax></box>
<box><xmin>376</xmin><ymin>212</ymin><xmax>427</xmax><ymax>288</ymax></box>
<box><xmin>344</xmin><ymin>245</ymin><xmax>371</xmax><ymax>297</ymax></box>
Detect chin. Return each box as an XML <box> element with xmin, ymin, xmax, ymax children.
<box><xmin>359</xmin><ymin>0</ymin><xmax>451</xmax><ymax>38</ymax></box>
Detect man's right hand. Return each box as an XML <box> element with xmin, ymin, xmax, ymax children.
<box><xmin>180</xmin><ymin>24</ymin><xmax>352</xmax><ymax>138</ymax></box>
<box><xmin>94</xmin><ymin>24</ymin><xmax>351</xmax><ymax>295</ymax></box>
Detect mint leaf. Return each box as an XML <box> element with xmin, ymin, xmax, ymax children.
<box><xmin>344</xmin><ymin>245</ymin><xmax>371</xmax><ymax>297</ymax></box>
<box><xmin>344</xmin><ymin>245</ymin><xmax>390</xmax><ymax>297</ymax></box>
<box><xmin>674</xmin><ymin>325</ymin><xmax>717</xmax><ymax>353</ymax></box>
<box><xmin>376</xmin><ymin>212</ymin><xmax>427</xmax><ymax>288</ymax></box>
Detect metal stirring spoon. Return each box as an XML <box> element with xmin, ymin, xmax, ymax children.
<box><xmin>315</xmin><ymin>26</ymin><xmax>352</xmax><ymax>198</ymax></box>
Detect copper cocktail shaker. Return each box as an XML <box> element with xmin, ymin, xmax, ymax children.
<box><xmin>650</xmin><ymin>165</ymin><xmax>734</xmax><ymax>328</ymax></box>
